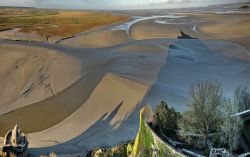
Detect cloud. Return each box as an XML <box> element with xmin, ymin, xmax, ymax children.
<box><xmin>0</xmin><ymin>0</ymin><xmax>34</xmax><ymax>7</ymax></box>
<box><xmin>0</xmin><ymin>0</ymin><xmax>248</xmax><ymax>9</ymax></box>
<box><xmin>0</xmin><ymin>0</ymin><xmax>33</xmax><ymax>2</ymax></box>
<box><xmin>115</xmin><ymin>0</ymin><xmax>248</xmax><ymax>9</ymax></box>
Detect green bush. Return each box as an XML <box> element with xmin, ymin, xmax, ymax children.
<box><xmin>212</xmin><ymin>134</ymin><xmax>221</xmax><ymax>148</ymax></box>
<box><xmin>154</xmin><ymin>101</ymin><xmax>181</xmax><ymax>136</ymax></box>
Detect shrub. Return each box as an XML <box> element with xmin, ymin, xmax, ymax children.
<box><xmin>220</xmin><ymin>99</ymin><xmax>242</xmax><ymax>151</ymax></box>
<box><xmin>179</xmin><ymin>81</ymin><xmax>223</xmax><ymax>147</ymax></box>
<box><xmin>154</xmin><ymin>101</ymin><xmax>181</xmax><ymax>136</ymax></box>
<box><xmin>212</xmin><ymin>134</ymin><xmax>221</xmax><ymax>148</ymax></box>
<box><xmin>234</xmin><ymin>85</ymin><xmax>250</xmax><ymax>112</ymax></box>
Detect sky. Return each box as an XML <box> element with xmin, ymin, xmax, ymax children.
<box><xmin>0</xmin><ymin>0</ymin><xmax>248</xmax><ymax>10</ymax></box>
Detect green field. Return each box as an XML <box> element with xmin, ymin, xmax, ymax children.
<box><xmin>0</xmin><ymin>7</ymin><xmax>128</xmax><ymax>39</ymax></box>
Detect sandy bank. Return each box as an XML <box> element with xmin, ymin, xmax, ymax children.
<box><xmin>26</xmin><ymin>73</ymin><xmax>149</xmax><ymax>154</ymax></box>
<box><xmin>0</xmin><ymin>39</ymin><xmax>168</xmax><ymax>138</ymax></box>
<box><xmin>0</xmin><ymin>44</ymin><xmax>81</xmax><ymax>115</ymax></box>
<box><xmin>0</xmin><ymin>28</ymin><xmax>46</xmax><ymax>42</ymax></box>
<box><xmin>61</xmin><ymin>30</ymin><xmax>129</xmax><ymax>48</ymax></box>
<box><xmin>130</xmin><ymin>20</ymin><xmax>181</xmax><ymax>40</ymax></box>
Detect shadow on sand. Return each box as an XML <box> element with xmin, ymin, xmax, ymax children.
<box><xmin>29</xmin><ymin>100</ymin><xmax>143</xmax><ymax>155</ymax></box>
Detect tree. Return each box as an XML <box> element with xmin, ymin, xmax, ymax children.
<box><xmin>220</xmin><ymin>99</ymin><xmax>242</xmax><ymax>151</ymax></box>
<box><xmin>154</xmin><ymin>101</ymin><xmax>181</xmax><ymax>136</ymax></box>
<box><xmin>179</xmin><ymin>81</ymin><xmax>223</xmax><ymax>147</ymax></box>
<box><xmin>234</xmin><ymin>85</ymin><xmax>250</xmax><ymax>112</ymax></box>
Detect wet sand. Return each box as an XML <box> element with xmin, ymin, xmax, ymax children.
<box><xmin>0</xmin><ymin>38</ymin><xmax>168</xmax><ymax>155</ymax></box>
<box><xmin>0</xmin><ymin>44</ymin><xmax>81</xmax><ymax>115</ymax></box>
<box><xmin>0</xmin><ymin>6</ymin><xmax>250</xmax><ymax>156</ymax></box>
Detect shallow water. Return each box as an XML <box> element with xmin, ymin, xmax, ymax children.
<box><xmin>110</xmin><ymin>15</ymin><xmax>185</xmax><ymax>34</ymax></box>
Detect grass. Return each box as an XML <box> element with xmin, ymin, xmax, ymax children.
<box><xmin>133</xmin><ymin>110</ymin><xmax>154</xmax><ymax>157</ymax></box>
<box><xmin>132</xmin><ymin>108</ymin><xmax>183</xmax><ymax>157</ymax></box>
<box><xmin>139</xmin><ymin>121</ymin><xmax>154</xmax><ymax>157</ymax></box>
<box><xmin>0</xmin><ymin>8</ymin><xmax>128</xmax><ymax>39</ymax></box>
<box><xmin>157</xmin><ymin>142</ymin><xmax>182</xmax><ymax>157</ymax></box>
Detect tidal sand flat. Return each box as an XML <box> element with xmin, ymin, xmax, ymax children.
<box><xmin>0</xmin><ymin>43</ymin><xmax>81</xmax><ymax>115</ymax></box>
<box><xmin>28</xmin><ymin>73</ymin><xmax>149</xmax><ymax>154</ymax></box>
<box><xmin>129</xmin><ymin>11</ymin><xmax>250</xmax><ymax>53</ymax></box>
<box><xmin>61</xmin><ymin>30</ymin><xmax>129</xmax><ymax>48</ymax></box>
<box><xmin>143</xmin><ymin>39</ymin><xmax>250</xmax><ymax>112</ymax></box>
<box><xmin>0</xmin><ymin>38</ymin><xmax>168</xmax><ymax>155</ymax></box>
<box><xmin>0</xmin><ymin>2</ymin><xmax>250</xmax><ymax>156</ymax></box>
